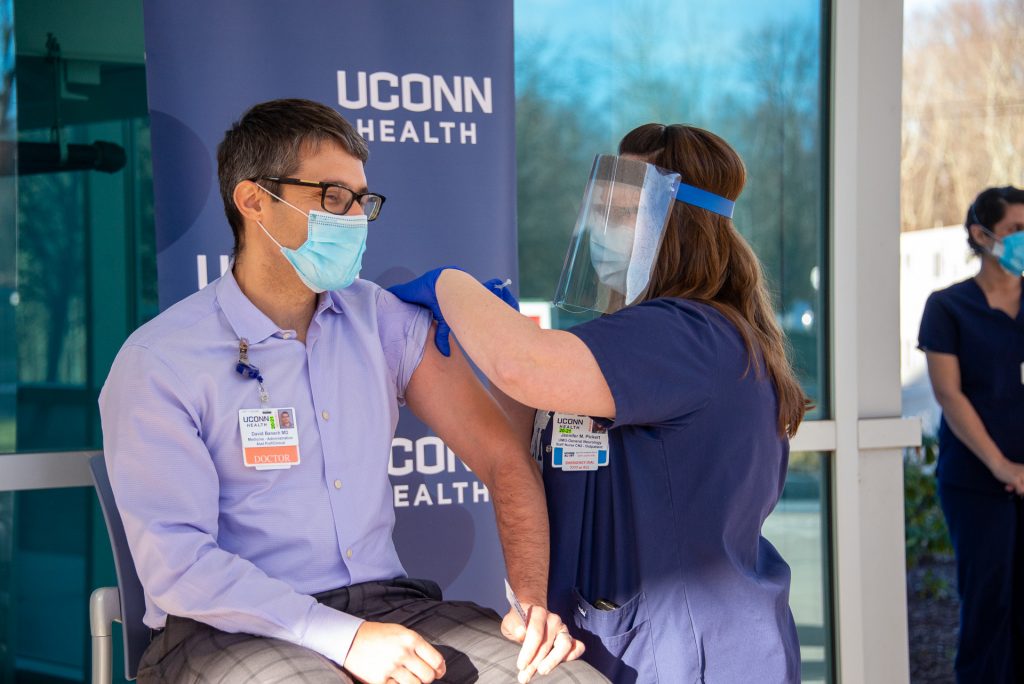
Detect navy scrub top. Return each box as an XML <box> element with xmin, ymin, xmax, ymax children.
<box><xmin>541</xmin><ymin>298</ymin><xmax>800</xmax><ymax>683</ymax></box>
<box><xmin>918</xmin><ymin>278</ymin><xmax>1024</xmax><ymax>493</ymax></box>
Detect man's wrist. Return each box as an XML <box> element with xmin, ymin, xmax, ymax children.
<box><xmin>515</xmin><ymin>590</ymin><xmax>548</xmax><ymax>608</ymax></box>
<box><xmin>299</xmin><ymin>602</ymin><xmax>365</xmax><ymax>667</ymax></box>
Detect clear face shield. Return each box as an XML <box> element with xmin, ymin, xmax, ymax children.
<box><xmin>554</xmin><ymin>155</ymin><xmax>737</xmax><ymax>315</ymax></box>
<box><xmin>554</xmin><ymin>156</ymin><xmax>680</xmax><ymax>315</ymax></box>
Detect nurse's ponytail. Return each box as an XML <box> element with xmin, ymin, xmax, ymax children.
<box><xmin>620</xmin><ymin>123</ymin><xmax>810</xmax><ymax>438</ymax></box>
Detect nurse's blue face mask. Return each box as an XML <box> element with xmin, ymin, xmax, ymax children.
<box><xmin>971</xmin><ymin>203</ymin><xmax>1024</xmax><ymax>276</ymax></box>
<box><xmin>256</xmin><ymin>185</ymin><xmax>368</xmax><ymax>293</ymax></box>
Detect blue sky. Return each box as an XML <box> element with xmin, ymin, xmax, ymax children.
<box><xmin>513</xmin><ymin>0</ymin><xmax>823</xmax><ymax>123</ymax></box>
<box><xmin>515</xmin><ymin>0</ymin><xmax>818</xmax><ymax>41</ymax></box>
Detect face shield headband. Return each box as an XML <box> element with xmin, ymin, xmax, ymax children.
<box><xmin>554</xmin><ymin>155</ymin><xmax>736</xmax><ymax>315</ymax></box>
<box><xmin>675</xmin><ymin>182</ymin><xmax>735</xmax><ymax>218</ymax></box>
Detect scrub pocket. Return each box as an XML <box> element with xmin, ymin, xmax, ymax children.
<box><xmin>572</xmin><ymin>588</ymin><xmax>658</xmax><ymax>683</ymax></box>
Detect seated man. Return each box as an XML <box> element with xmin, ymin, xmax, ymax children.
<box><xmin>99</xmin><ymin>98</ymin><xmax>602</xmax><ymax>684</ymax></box>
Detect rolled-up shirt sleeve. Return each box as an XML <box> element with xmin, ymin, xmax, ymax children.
<box><xmin>375</xmin><ymin>288</ymin><xmax>432</xmax><ymax>405</ymax></box>
<box><xmin>99</xmin><ymin>343</ymin><xmax>363</xmax><ymax>665</ymax></box>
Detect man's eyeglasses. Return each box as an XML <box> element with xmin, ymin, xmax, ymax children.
<box><xmin>258</xmin><ymin>177</ymin><xmax>386</xmax><ymax>221</ymax></box>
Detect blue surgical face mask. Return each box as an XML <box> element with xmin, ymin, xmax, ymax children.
<box><xmin>257</xmin><ymin>186</ymin><xmax>368</xmax><ymax>292</ymax></box>
<box><xmin>976</xmin><ymin>220</ymin><xmax>1024</xmax><ymax>276</ymax></box>
<box><xmin>588</xmin><ymin>222</ymin><xmax>634</xmax><ymax>289</ymax></box>
<box><xmin>992</xmin><ymin>232</ymin><xmax>1024</xmax><ymax>276</ymax></box>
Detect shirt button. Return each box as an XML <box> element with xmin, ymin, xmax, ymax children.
<box><xmin>334</xmin><ymin>479</ymin><xmax>342</xmax><ymax>489</ymax></box>
<box><xmin>321</xmin><ymin>410</ymin><xmax>330</xmax><ymax>421</ymax></box>
<box><xmin>282</xmin><ymin>332</ymin><xmax>292</xmax><ymax>339</ymax></box>
<box><xmin>346</xmin><ymin>548</ymin><xmax>353</xmax><ymax>559</ymax></box>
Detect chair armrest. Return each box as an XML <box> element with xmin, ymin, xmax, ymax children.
<box><xmin>90</xmin><ymin>587</ymin><xmax>121</xmax><ymax>684</ymax></box>
<box><xmin>90</xmin><ymin>586</ymin><xmax>122</xmax><ymax>637</ymax></box>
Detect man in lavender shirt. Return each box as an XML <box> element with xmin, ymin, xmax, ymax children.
<box><xmin>99</xmin><ymin>99</ymin><xmax>601</xmax><ymax>684</ymax></box>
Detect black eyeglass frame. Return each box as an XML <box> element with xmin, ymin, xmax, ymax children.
<box><xmin>258</xmin><ymin>176</ymin><xmax>386</xmax><ymax>221</ymax></box>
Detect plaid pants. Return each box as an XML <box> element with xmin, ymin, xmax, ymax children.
<box><xmin>138</xmin><ymin>578</ymin><xmax>608</xmax><ymax>683</ymax></box>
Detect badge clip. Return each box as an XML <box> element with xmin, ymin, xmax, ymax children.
<box><xmin>236</xmin><ymin>338</ymin><xmax>270</xmax><ymax>404</ymax></box>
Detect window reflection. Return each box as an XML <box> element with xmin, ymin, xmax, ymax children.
<box><xmin>766</xmin><ymin>451</ymin><xmax>833</xmax><ymax>682</ymax></box>
<box><xmin>514</xmin><ymin>0</ymin><xmax>827</xmax><ymax>413</ymax></box>
<box><xmin>1</xmin><ymin>1</ymin><xmax>154</xmax><ymax>679</ymax></box>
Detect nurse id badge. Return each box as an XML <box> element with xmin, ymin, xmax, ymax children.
<box><xmin>551</xmin><ymin>412</ymin><xmax>609</xmax><ymax>471</ymax></box>
<box><xmin>238</xmin><ymin>407</ymin><xmax>300</xmax><ymax>470</ymax></box>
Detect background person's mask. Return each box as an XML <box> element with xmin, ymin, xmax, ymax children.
<box><xmin>990</xmin><ymin>231</ymin><xmax>1024</xmax><ymax>276</ymax></box>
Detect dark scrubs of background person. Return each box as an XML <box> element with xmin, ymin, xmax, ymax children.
<box><xmin>389</xmin><ymin>124</ymin><xmax>809</xmax><ymax>683</ymax></box>
<box><xmin>919</xmin><ymin>185</ymin><xmax>1024</xmax><ymax>683</ymax></box>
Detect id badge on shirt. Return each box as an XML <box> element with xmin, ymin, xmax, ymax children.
<box><xmin>238</xmin><ymin>407</ymin><xmax>300</xmax><ymax>470</ymax></box>
<box><xmin>551</xmin><ymin>412</ymin><xmax>609</xmax><ymax>471</ymax></box>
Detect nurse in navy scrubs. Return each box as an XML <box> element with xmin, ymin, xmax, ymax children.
<box><xmin>389</xmin><ymin>124</ymin><xmax>807</xmax><ymax>683</ymax></box>
<box><xmin>918</xmin><ymin>185</ymin><xmax>1024</xmax><ymax>683</ymax></box>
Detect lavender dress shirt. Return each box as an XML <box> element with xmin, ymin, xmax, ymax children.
<box><xmin>98</xmin><ymin>270</ymin><xmax>431</xmax><ymax>665</ymax></box>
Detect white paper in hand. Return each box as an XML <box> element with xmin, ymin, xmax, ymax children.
<box><xmin>505</xmin><ymin>578</ymin><xmax>528</xmax><ymax>624</ymax></box>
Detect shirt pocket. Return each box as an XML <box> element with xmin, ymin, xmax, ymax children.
<box><xmin>572</xmin><ymin>587</ymin><xmax>660</xmax><ymax>683</ymax></box>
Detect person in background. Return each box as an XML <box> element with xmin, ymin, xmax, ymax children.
<box><xmin>389</xmin><ymin>123</ymin><xmax>807</xmax><ymax>682</ymax></box>
<box><xmin>919</xmin><ymin>185</ymin><xmax>1024</xmax><ymax>683</ymax></box>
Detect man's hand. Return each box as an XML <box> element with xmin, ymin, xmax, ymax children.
<box><xmin>501</xmin><ymin>605</ymin><xmax>585</xmax><ymax>683</ymax></box>
<box><xmin>343</xmin><ymin>621</ymin><xmax>446</xmax><ymax>684</ymax></box>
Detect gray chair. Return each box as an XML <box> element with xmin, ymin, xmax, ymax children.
<box><xmin>89</xmin><ymin>453</ymin><xmax>151</xmax><ymax>682</ymax></box>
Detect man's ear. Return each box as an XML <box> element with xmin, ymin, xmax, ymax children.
<box><xmin>234</xmin><ymin>180</ymin><xmax>267</xmax><ymax>223</ymax></box>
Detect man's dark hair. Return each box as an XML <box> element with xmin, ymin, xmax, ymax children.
<box><xmin>217</xmin><ymin>98</ymin><xmax>369</xmax><ymax>254</ymax></box>
<box><xmin>965</xmin><ymin>185</ymin><xmax>1024</xmax><ymax>254</ymax></box>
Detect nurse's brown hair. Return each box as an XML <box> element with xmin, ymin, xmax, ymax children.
<box><xmin>620</xmin><ymin>123</ymin><xmax>809</xmax><ymax>437</ymax></box>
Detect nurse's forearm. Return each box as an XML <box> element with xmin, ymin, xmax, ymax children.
<box><xmin>435</xmin><ymin>270</ymin><xmax>545</xmax><ymax>400</ymax></box>
<box><xmin>937</xmin><ymin>391</ymin><xmax>1008</xmax><ymax>474</ymax></box>
<box><xmin>435</xmin><ymin>270</ymin><xmax>617</xmax><ymax>418</ymax></box>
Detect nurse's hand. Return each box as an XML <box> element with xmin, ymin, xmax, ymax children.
<box><xmin>992</xmin><ymin>459</ymin><xmax>1024</xmax><ymax>496</ymax></box>
<box><xmin>482</xmin><ymin>278</ymin><xmax>521</xmax><ymax>311</ymax></box>
<box><xmin>387</xmin><ymin>267</ymin><xmax>463</xmax><ymax>356</ymax></box>
<box><xmin>501</xmin><ymin>605</ymin><xmax>585</xmax><ymax>683</ymax></box>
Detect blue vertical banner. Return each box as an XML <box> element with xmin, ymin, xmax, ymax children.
<box><xmin>143</xmin><ymin>1</ymin><xmax>516</xmax><ymax>610</ymax></box>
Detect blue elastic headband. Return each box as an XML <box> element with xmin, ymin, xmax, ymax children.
<box><xmin>675</xmin><ymin>182</ymin><xmax>735</xmax><ymax>218</ymax></box>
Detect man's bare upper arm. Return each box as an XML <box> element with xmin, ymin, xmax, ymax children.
<box><xmin>405</xmin><ymin>327</ymin><xmax>514</xmax><ymax>482</ymax></box>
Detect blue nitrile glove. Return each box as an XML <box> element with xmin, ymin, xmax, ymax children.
<box><xmin>387</xmin><ymin>266</ymin><xmax>462</xmax><ymax>357</ymax></box>
<box><xmin>483</xmin><ymin>278</ymin><xmax>521</xmax><ymax>312</ymax></box>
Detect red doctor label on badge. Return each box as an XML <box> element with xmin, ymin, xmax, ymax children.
<box><xmin>238</xmin><ymin>407</ymin><xmax>301</xmax><ymax>470</ymax></box>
